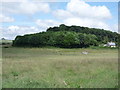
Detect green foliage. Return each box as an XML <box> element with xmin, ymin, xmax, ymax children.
<box><xmin>13</xmin><ymin>24</ymin><xmax>119</xmax><ymax>48</ymax></box>
<box><xmin>13</xmin><ymin>31</ymin><xmax>98</xmax><ymax>48</ymax></box>
<box><xmin>78</xmin><ymin>33</ymin><xmax>98</xmax><ymax>47</ymax></box>
<box><xmin>11</xmin><ymin>71</ymin><xmax>19</xmax><ymax>77</ymax></box>
<box><xmin>54</xmin><ymin>31</ymin><xmax>80</xmax><ymax>48</ymax></box>
<box><xmin>47</xmin><ymin>24</ymin><xmax>119</xmax><ymax>44</ymax></box>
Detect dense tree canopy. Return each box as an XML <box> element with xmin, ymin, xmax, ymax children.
<box><xmin>47</xmin><ymin>24</ymin><xmax>119</xmax><ymax>44</ymax></box>
<box><xmin>13</xmin><ymin>24</ymin><xmax>119</xmax><ymax>48</ymax></box>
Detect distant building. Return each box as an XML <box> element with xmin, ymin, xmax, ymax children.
<box><xmin>107</xmin><ymin>42</ymin><xmax>116</xmax><ymax>47</ymax></box>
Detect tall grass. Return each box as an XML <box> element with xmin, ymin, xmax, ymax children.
<box><xmin>2</xmin><ymin>47</ymin><xmax>118</xmax><ymax>88</ymax></box>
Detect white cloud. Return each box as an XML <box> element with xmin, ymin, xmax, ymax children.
<box><xmin>2</xmin><ymin>26</ymin><xmax>41</xmax><ymax>40</ymax></box>
<box><xmin>111</xmin><ymin>24</ymin><xmax>118</xmax><ymax>32</ymax></box>
<box><xmin>64</xmin><ymin>17</ymin><xmax>110</xmax><ymax>30</ymax></box>
<box><xmin>19</xmin><ymin>1</ymin><xmax>50</xmax><ymax>14</ymax></box>
<box><xmin>8</xmin><ymin>25</ymin><xmax>19</xmax><ymax>30</ymax></box>
<box><xmin>2</xmin><ymin>19</ymin><xmax>61</xmax><ymax>40</ymax></box>
<box><xmin>53</xmin><ymin>9</ymin><xmax>73</xmax><ymax>19</ymax></box>
<box><xmin>0</xmin><ymin>14</ymin><xmax>14</xmax><ymax>23</ymax></box>
<box><xmin>1</xmin><ymin>0</ymin><xmax>50</xmax><ymax>15</ymax></box>
<box><xmin>53</xmin><ymin>0</ymin><xmax>112</xmax><ymax>30</ymax></box>
<box><xmin>36</xmin><ymin>19</ymin><xmax>61</xmax><ymax>30</ymax></box>
<box><xmin>66</xmin><ymin>0</ymin><xmax>112</xmax><ymax>19</ymax></box>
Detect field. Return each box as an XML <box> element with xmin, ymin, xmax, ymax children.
<box><xmin>2</xmin><ymin>47</ymin><xmax>118</xmax><ymax>88</ymax></box>
<box><xmin>0</xmin><ymin>40</ymin><xmax>13</xmax><ymax>45</ymax></box>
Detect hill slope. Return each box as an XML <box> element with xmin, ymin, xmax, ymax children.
<box><xmin>13</xmin><ymin>24</ymin><xmax>119</xmax><ymax>48</ymax></box>
<box><xmin>47</xmin><ymin>24</ymin><xmax>118</xmax><ymax>43</ymax></box>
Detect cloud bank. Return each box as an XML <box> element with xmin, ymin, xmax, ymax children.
<box><xmin>1</xmin><ymin>0</ymin><xmax>50</xmax><ymax>15</ymax></box>
<box><xmin>2</xmin><ymin>26</ymin><xmax>40</xmax><ymax>39</ymax></box>
<box><xmin>0</xmin><ymin>14</ymin><xmax>14</xmax><ymax>23</ymax></box>
<box><xmin>53</xmin><ymin>0</ymin><xmax>112</xmax><ymax>30</ymax></box>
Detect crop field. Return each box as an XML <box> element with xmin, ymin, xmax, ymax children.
<box><xmin>2</xmin><ymin>47</ymin><xmax>118</xmax><ymax>88</ymax></box>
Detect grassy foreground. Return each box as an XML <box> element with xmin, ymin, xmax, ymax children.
<box><xmin>2</xmin><ymin>47</ymin><xmax>118</xmax><ymax>88</ymax></box>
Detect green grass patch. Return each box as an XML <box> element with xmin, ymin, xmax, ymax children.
<box><xmin>2</xmin><ymin>47</ymin><xmax>118</xmax><ymax>88</ymax></box>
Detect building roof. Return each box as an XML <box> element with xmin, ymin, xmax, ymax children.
<box><xmin>107</xmin><ymin>42</ymin><xmax>116</xmax><ymax>46</ymax></box>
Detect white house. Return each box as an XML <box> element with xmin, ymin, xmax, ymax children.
<box><xmin>107</xmin><ymin>42</ymin><xmax>116</xmax><ymax>47</ymax></box>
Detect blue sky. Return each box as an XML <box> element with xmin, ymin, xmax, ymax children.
<box><xmin>0</xmin><ymin>0</ymin><xmax>118</xmax><ymax>40</ymax></box>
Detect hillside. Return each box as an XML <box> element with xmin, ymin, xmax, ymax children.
<box><xmin>47</xmin><ymin>24</ymin><xmax>118</xmax><ymax>43</ymax></box>
<box><xmin>13</xmin><ymin>24</ymin><xmax>119</xmax><ymax>48</ymax></box>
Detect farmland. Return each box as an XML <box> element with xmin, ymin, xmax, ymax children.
<box><xmin>2</xmin><ymin>47</ymin><xmax>118</xmax><ymax>88</ymax></box>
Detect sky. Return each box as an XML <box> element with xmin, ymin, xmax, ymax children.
<box><xmin>0</xmin><ymin>0</ymin><xmax>118</xmax><ymax>40</ymax></box>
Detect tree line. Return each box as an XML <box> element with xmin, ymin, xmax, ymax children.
<box><xmin>47</xmin><ymin>24</ymin><xmax>119</xmax><ymax>44</ymax></box>
<box><xmin>13</xmin><ymin>24</ymin><xmax>119</xmax><ymax>48</ymax></box>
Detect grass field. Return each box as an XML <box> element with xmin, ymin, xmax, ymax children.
<box><xmin>0</xmin><ymin>40</ymin><xmax>13</xmax><ymax>44</ymax></box>
<box><xmin>2</xmin><ymin>47</ymin><xmax>118</xmax><ymax>88</ymax></box>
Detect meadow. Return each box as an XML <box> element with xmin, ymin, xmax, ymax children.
<box><xmin>2</xmin><ymin>47</ymin><xmax>118</xmax><ymax>88</ymax></box>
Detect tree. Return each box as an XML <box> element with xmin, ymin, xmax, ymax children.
<box><xmin>13</xmin><ymin>24</ymin><xmax>119</xmax><ymax>48</ymax></box>
<box><xmin>54</xmin><ymin>31</ymin><xmax>80</xmax><ymax>48</ymax></box>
